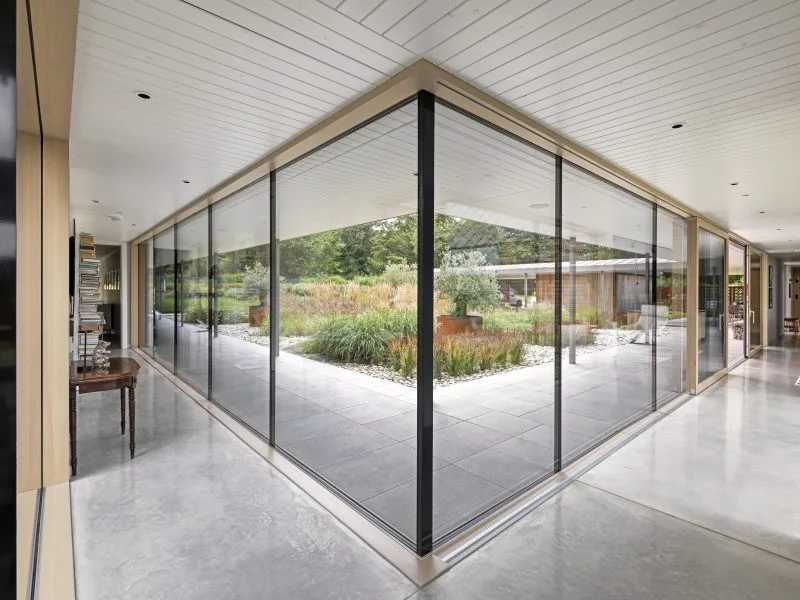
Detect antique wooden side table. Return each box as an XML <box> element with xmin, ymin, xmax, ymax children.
<box><xmin>69</xmin><ymin>357</ymin><xmax>141</xmax><ymax>476</ymax></box>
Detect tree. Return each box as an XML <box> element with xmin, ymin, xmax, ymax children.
<box><xmin>240</xmin><ymin>262</ymin><xmax>270</xmax><ymax>306</ymax></box>
<box><xmin>435</xmin><ymin>251</ymin><xmax>500</xmax><ymax>317</ymax></box>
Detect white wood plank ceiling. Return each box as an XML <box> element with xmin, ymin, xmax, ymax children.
<box><xmin>70</xmin><ymin>0</ymin><xmax>800</xmax><ymax>256</ymax></box>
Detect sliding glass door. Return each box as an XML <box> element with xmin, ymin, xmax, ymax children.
<box><xmin>749</xmin><ymin>251</ymin><xmax>762</xmax><ymax>354</ymax></box>
<box><xmin>727</xmin><ymin>241</ymin><xmax>746</xmax><ymax>367</ymax></box>
<box><xmin>698</xmin><ymin>229</ymin><xmax>726</xmax><ymax>383</ymax></box>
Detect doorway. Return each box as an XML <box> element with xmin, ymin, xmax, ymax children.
<box><xmin>727</xmin><ymin>241</ymin><xmax>746</xmax><ymax>367</ymax></box>
<box><xmin>749</xmin><ymin>251</ymin><xmax>762</xmax><ymax>354</ymax></box>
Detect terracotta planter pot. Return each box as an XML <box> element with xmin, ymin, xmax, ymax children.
<box><xmin>249</xmin><ymin>305</ymin><xmax>266</xmax><ymax>327</ymax></box>
<box><xmin>436</xmin><ymin>315</ymin><xmax>483</xmax><ymax>335</ymax></box>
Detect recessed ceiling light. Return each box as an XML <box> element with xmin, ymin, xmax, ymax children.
<box><xmin>742</xmin><ymin>193</ymin><xmax>750</xmax><ymax>197</ymax></box>
<box><xmin>759</xmin><ymin>211</ymin><xmax>766</xmax><ymax>214</ymax></box>
<box><xmin>136</xmin><ymin>91</ymin><xmax>151</xmax><ymax>100</ymax></box>
<box><xmin>109</xmin><ymin>214</ymin><xmax>123</xmax><ymax>222</ymax></box>
<box><xmin>730</xmin><ymin>182</ymin><xmax>739</xmax><ymax>186</ymax></box>
<box><xmin>131</xmin><ymin>223</ymin><xmax>137</xmax><ymax>227</ymax></box>
<box><xmin>671</xmin><ymin>122</ymin><xmax>685</xmax><ymax>129</ymax></box>
<box><xmin>92</xmin><ymin>199</ymin><xmax>100</xmax><ymax>204</ymax></box>
<box><xmin>528</xmin><ymin>203</ymin><xmax>549</xmax><ymax>209</ymax></box>
<box><xmin>777</xmin><ymin>228</ymin><xmax>782</xmax><ymax>231</ymax></box>
<box><xmin>182</xmin><ymin>179</ymin><xmax>190</xmax><ymax>184</ymax></box>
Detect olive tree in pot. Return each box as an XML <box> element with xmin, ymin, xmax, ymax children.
<box><xmin>241</xmin><ymin>262</ymin><xmax>270</xmax><ymax>327</ymax></box>
<box><xmin>435</xmin><ymin>251</ymin><xmax>499</xmax><ymax>335</ymax></box>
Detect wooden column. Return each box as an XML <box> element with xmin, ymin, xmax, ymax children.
<box><xmin>42</xmin><ymin>137</ymin><xmax>70</xmax><ymax>487</ymax></box>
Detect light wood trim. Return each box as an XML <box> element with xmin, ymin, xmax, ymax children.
<box><xmin>687</xmin><ymin>218</ymin><xmax>699</xmax><ymax>393</ymax></box>
<box><xmin>762</xmin><ymin>253</ymin><xmax>770</xmax><ymax>347</ymax></box>
<box><xmin>27</xmin><ymin>0</ymin><xmax>79</xmax><ymax>140</ymax></box>
<box><xmin>42</xmin><ymin>137</ymin><xmax>70</xmax><ymax>486</ymax></box>
<box><xmin>38</xmin><ymin>482</ymin><xmax>76</xmax><ymax>600</ymax></box>
<box><xmin>17</xmin><ymin>490</ymin><xmax>38</xmax><ymax>600</ymax></box>
<box><xmin>130</xmin><ymin>242</ymin><xmax>139</xmax><ymax>348</ymax></box>
<box><xmin>16</xmin><ymin>0</ymin><xmax>39</xmax><ymax>136</ymax></box>
<box><xmin>694</xmin><ymin>367</ymin><xmax>728</xmax><ymax>395</ymax></box>
<box><xmin>697</xmin><ymin>217</ymin><xmax>730</xmax><ymax>240</ymax></box>
<box><xmin>16</xmin><ymin>132</ymin><xmax>42</xmax><ymax>493</ymax></box>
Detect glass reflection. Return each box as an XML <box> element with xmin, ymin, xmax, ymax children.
<box><xmin>728</xmin><ymin>242</ymin><xmax>746</xmax><ymax>366</ymax></box>
<box><xmin>698</xmin><ymin>229</ymin><xmax>726</xmax><ymax>381</ymax></box>
<box><xmin>153</xmin><ymin>229</ymin><xmax>176</xmax><ymax>370</ymax></box>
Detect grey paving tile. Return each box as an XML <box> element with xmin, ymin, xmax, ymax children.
<box><xmin>517</xmin><ymin>425</ymin><xmax>592</xmax><ymax>455</ymax></box>
<box><xmin>404</xmin><ymin>422</ymin><xmax>510</xmax><ymax>463</ymax></box>
<box><xmin>275</xmin><ymin>397</ymin><xmax>328</xmax><ymax>423</ymax></box>
<box><xmin>433</xmin><ymin>400</ymin><xmax>494</xmax><ymax>420</ymax></box>
<box><xmin>275</xmin><ymin>411</ymin><xmax>354</xmax><ymax>445</ymax></box>
<box><xmin>366</xmin><ymin>411</ymin><xmax>461</xmax><ymax>441</ymax></box>
<box><xmin>319</xmin><ymin>443</ymin><xmax>444</xmax><ymax>502</ymax></box>
<box><xmin>364</xmin><ymin>465</ymin><xmax>507</xmax><ymax>541</ymax></box>
<box><xmin>455</xmin><ymin>445</ymin><xmax>552</xmax><ymax>490</ymax></box>
<box><xmin>284</xmin><ymin>425</ymin><xmax>396</xmax><ymax>470</ymax></box>
<box><xmin>334</xmin><ymin>397</ymin><xmax>415</xmax><ymax>424</ymax></box>
<box><xmin>468</xmin><ymin>411</ymin><xmax>540</xmax><ymax>436</ymax></box>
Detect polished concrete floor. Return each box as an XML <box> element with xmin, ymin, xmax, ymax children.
<box><xmin>71</xmin><ymin>339</ymin><xmax>800</xmax><ymax>598</ymax></box>
<box><xmin>146</xmin><ymin>315</ymin><xmax>686</xmax><ymax>541</ymax></box>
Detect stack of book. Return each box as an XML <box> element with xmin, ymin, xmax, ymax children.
<box><xmin>78</xmin><ymin>232</ymin><xmax>104</xmax><ymax>360</ymax></box>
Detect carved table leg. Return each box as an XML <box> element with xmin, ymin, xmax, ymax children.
<box><xmin>120</xmin><ymin>387</ymin><xmax>126</xmax><ymax>434</ymax></box>
<box><xmin>70</xmin><ymin>385</ymin><xmax>77</xmax><ymax>476</ymax></box>
<box><xmin>129</xmin><ymin>378</ymin><xmax>136</xmax><ymax>459</ymax></box>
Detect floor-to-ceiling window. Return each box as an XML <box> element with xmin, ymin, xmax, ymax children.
<box><xmin>656</xmin><ymin>208</ymin><xmax>687</xmax><ymax>404</ymax></box>
<box><xmin>135</xmin><ymin>91</ymin><xmax>694</xmax><ymax>554</ymax></box>
<box><xmin>210</xmin><ymin>179</ymin><xmax>271</xmax><ymax>437</ymax></box>
<box><xmin>427</xmin><ymin>101</ymin><xmax>557</xmax><ymax>543</ymax></box>
<box><xmin>138</xmin><ymin>238</ymin><xmax>154</xmax><ymax>355</ymax></box>
<box><xmin>728</xmin><ymin>242</ymin><xmax>746</xmax><ymax>367</ymax></box>
<box><xmin>698</xmin><ymin>229</ymin><xmax>726</xmax><ymax>382</ymax></box>
<box><xmin>153</xmin><ymin>228</ymin><xmax>176</xmax><ymax>370</ymax></box>
<box><xmin>561</xmin><ymin>162</ymin><xmax>655</xmax><ymax>462</ymax></box>
<box><xmin>176</xmin><ymin>210</ymin><xmax>209</xmax><ymax>394</ymax></box>
<box><xmin>275</xmin><ymin>101</ymin><xmax>419</xmax><ymax>544</ymax></box>
<box><xmin>749</xmin><ymin>251</ymin><xmax>762</xmax><ymax>354</ymax></box>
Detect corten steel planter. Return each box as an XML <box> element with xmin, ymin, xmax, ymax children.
<box><xmin>436</xmin><ymin>315</ymin><xmax>483</xmax><ymax>335</ymax></box>
<box><xmin>249</xmin><ymin>305</ymin><xmax>266</xmax><ymax>327</ymax></box>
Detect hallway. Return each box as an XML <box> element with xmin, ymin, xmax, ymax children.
<box><xmin>70</xmin><ymin>343</ymin><xmax>800</xmax><ymax>599</ymax></box>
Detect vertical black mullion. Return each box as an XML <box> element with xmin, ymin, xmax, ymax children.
<box><xmin>416</xmin><ymin>91</ymin><xmax>434</xmax><ymax>556</ymax></box>
<box><xmin>554</xmin><ymin>156</ymin><xmax>563</xmax><ymax>473</ymax></box>
<box><xmin>172</xmin><ymin>225</ymin><xmax>177</xmax><ymax>373</ymax></box>
<box><xmin>651</xmin><ymin>204</ymin><xmax>658</xmax><ymax>411</ymax></box>
<box><xmin>208</xmin><ymin>206</ymin><xmax>213</xmax><ymax>399</ymax></box>
<box><xmin>269</xmin><ymin>173</ymin><xmax>278</xmax><ymax>446</ymax></box>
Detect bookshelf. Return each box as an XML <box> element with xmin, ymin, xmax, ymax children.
<box><xmin>78</xmin><ymin>232</ymin><xmax>104</xmax><ymax>360</ymax></box>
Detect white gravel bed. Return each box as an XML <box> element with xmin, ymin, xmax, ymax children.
<box><xmin>215</xmin><ymin>324</ymin><xmax>655</xmax><ymax>388</ymax></box>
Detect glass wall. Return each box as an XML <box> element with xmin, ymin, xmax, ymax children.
<box><xmin>153</xmin><ymin>229</ymin><xmax>176</xmax><ymax>370</ymax></box>
<box><xmin>561</xmin><ymin>163</ymin><xmax>654</xmax><ymax>462</ymax></box>
<box><xmin>210</xmin><ymin>179</ymin><xmax>271</xmax><ymax>437</ymax></box>
<box><xmin>728</xmin><ymin>242</ymin><xmax>746</xmax><ymax>367</ymax></box>
<box><xmin>750</xmin><ymin>251</ymin><xmax>762</xmax><ymax>352</ymax></box>
<box><xmin>698</xmin><ymin>229</ymin><xmax>726</xmax><ymax>382</ymax></box>
<box><xmin>429</xmin><ymin>102</ymin><xmax>556</xmax><ymax>543</ymax></box>
<box><xmin>176</xmin><ymin>211</ymin><xmax>210</xmax><ymax>394</ymax></box>
<box><xmin>656</xmin><ymin>208</ymin><xmax>687</xmax><ymax>404</ymax></box>
<box><xmin>137</xmin><ymin>92</ymin><xmax>696</xmax><ymax>553</ymax></box>
<box><xmin>276</xmin><ymin>101</ymin><xmax>419</xmax><ymax>543</ymax></box>
<box><xmin>138</xmin><ymin>238</ymin><xmax>154</xmax><ymax>355</ymax></box>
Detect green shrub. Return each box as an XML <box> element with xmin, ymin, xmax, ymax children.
<box><xmin>482</xmin><ymin>305</ymin><xmax>556</xmax><ymax>346</ymax></box>
<box><xmin>155</xmin><ymin>294</ymin><xmax>175</xmax><ymax>314</ymax></box>
<box><xmin>575</xmin><ymin>307</ymin><xmax>610</xmax><ymax>329</ymax></box>
<box><xmin>435</xmin><ymin>251</ymin><xmax>499</xmax><ymax>317</ymax></box>
<box><xmin>353</xmin><ymin>275</ymin><xmax>382</xmax><ymax>287</ymax></box>
<box><xmin>258</xmin><ymin>310</ymin><xmax>325</xmax><ymax>337</ymax></box>
<box><xmin>383</xmin><ymin>261</ymin><xmax>417</xmax><ymax>287</ymax></box>
<box><xmin>305</xmin><ymin>309</ymin><xmax>416</xmax><ymax>364</ymax></box>
<box><xmin>182</xmin><ymin>299</ymin><xmax>209</xmax><ymax>324</ymax></box>
<box><xmin>388</xmin><ymin>332</ymin><xmax>526</xmax><ymax>379</ymax></box>
<box><xmin>240</xmin><ymin>262</ymin><xmax>270</xmax><ymax>305</ymax></box>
